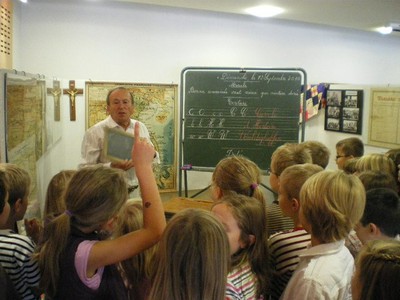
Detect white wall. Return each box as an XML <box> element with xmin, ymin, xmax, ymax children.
<box><xmin>12</xmin><ymin>0</ymin><xmax>400</xmax><ymax>204</ymax></box>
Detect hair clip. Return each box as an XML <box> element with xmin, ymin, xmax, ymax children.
<box><xmin>250</xmin><ymin>183</ymin><xmax>258</xmax><ymax>190</ymax></box>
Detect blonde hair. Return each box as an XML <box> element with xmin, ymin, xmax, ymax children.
<box><xmin>271</xmin><ymin>143</ymin><xmax>312</xmax><ymax>176</ymax></box>
<box><xmin>43</xmin><ymin>170</ymin><xmax>76</xmax><ymax>221</ymax></box>
<box><xmin>214</xmin><ymin>194</ymin><xmax>271</xmax><ymax>298</ymax></box>
<box><xmin>300</xmin><ymin>141</ymin><xmax>331</xmax><ymax>169</ymax></box>
<box><xmin>355</xmin><ymin>153</ymin><xmax>396</xmax><ymax>178</ymax></box>
<box><xmin>113</xmin><ymin>200</ymin><xmax>156</xmax><ymax>298</ymax></box>
<box><xmin>354</xmin><ymin>239</ymin><xmax>400</xmax><ymax>300</ymax></box>
<box><xmin>1</xmin><ymin>163</ymin><xmax>30</xmax><ymax>207</ymax></box>
<box><xmin>212</xmin><ymin>155</ymin><xmax>265</xmax><ymax>204</ymax></box>
<box><xmin>300</xmin><ymin>170</ymin><xmax>366</xmax><ymax>243</ymax></box>
<box><xmin>343</xmin><ymin>157</ymin><xmax>360</xmax><ymax>174</ymax></box>
<box><xmin>149</xmin><ymin>209</ymin><xmax>230</xmax><ymax>300</ymax></box>
<box><xmin>280</xmin><ymin>163</ymin><xmax>324</xmax><ymax>200</ymax></box>
<box><xmin>35</xmin><ymin>166</ymin><xmax>128</xmax><ymax>297</ymax></box>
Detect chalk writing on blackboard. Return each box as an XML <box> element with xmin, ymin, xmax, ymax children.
<box><xmin>181</xmin><ymin>68</ymin><xmax>305</xmax><ymax>169</ymax></box>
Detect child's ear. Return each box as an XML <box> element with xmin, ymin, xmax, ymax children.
<box><xmin>291</xmin><ymin>198</ymin><xmax>300</xmax><ymax>212</ymax></box>
<box><xmin>14</xmin><ymin>198</ymin><xmax>23</xmax><ymax>213</ymax></box>
<box><xmin>369</xmin><ymin>223</ymin><xmax>381</xmax><ymax>237</ymax></box>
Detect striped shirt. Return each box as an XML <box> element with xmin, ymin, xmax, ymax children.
<box><xmin>266</xmin><ymin>203</ymin><xmax>294</xmax><ymax>237</ymax></box>
<box><xmin>226</xmin><ymin>261</ymin><xmax>260</xmax><ymax>300</ymax></box>
<box><xmin>268</xmin><ymin>228</ymin><xmax>311</xmax><ymax>300</ymax></box>
<box><xmin>0</xmin><ymin>229</ymin><xmax>40</xmax><ymax>300</ymax></box>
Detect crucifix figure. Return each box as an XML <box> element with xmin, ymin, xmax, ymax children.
<box><xmin>47</xmin><ymin>80</ymin><xmax>61</xmax><ymax>121</ymax></box>
<box><xmin>63</xmin><ymin>80</ymin><xmax>83</xmax><ymax>121</ymax></box>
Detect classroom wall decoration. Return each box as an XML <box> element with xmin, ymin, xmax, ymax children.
<box><xmin>85</xmin><ymin>81</ymin><xmax>178</xmax><ymax>192</ymax></box>
<box><xmin>368</xmin><ymin>89</ymin><xmax>400</xmax><ymax>148</ymax></box>
<box><xmin>324</xmin><ymin>89</ymin><xmax>363</xmax><ymax>134</ymax></box>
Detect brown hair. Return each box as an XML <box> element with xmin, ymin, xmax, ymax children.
<box><xmin>300</xmin><ymin>141</ymin><xmax>331</xmax><ymax>169</ymax></box>
<box><xmin>270</xmin><ymin>143</ymin><xmax>312</xmax><ymax>176</ymax></box>
<box><xmin>106</xmin><ymin>86</ymin><xmax>134</xmax><ymax>105</ymax></box>
<box><xmin>1</xmin><ymin>164</ymin><xmax>30</xmax><ymax>207</ymax></box>
<box><xmin>149</xmin><ymin>209</ymin><xmax>230</xmax><ymax>300</ymax></box>
<box><xmin>336</xmin><ymin>137</ymin><xmax>364</xmax><ymax>157</ymax></box>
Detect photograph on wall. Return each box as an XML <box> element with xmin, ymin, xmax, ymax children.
<box><xmin>324</xmin><ymin>89</ymin><xmax>363</xmax><ymax>134</ymax></box>
<box><xmin>86</xmin><ymin>82</ymin><xmax>178</xmax><ymax>192</ymax></box>
<box><xmin>368</xmin><ymin>89</ymin><xmax>400</xmax><ymax>148</ymax></box>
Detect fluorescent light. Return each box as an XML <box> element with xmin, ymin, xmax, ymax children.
<box><xmin>376</xmin><ymin>26</ymin><xmax>393</xmax><ymax>34</ymax></box>
<box><xmin>19</xmin><ymin>0</ymin><xmax>28</xmax><ymax>3</ymax></box>
<box><xmin>245</xmin><ymin>5</ymin><xmax>284</xmax><ymax>18</ymax></box>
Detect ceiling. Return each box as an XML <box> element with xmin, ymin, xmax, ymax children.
<box><xmin>113</xmin><ymin>0</ymin><xmax>400</xmax><ymax>35</ymax></box>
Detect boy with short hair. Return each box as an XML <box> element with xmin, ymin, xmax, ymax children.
<box><xmin>267</xmin><ymin>143</ymin><xmax>312</xmax><ymax>236</ymax></box>
<box><xmin>268</xmin><ymin>163</ymin><xmax>323</xmax><ymax>299</ymax></box>
<box><xmin>281</xmin><ymin>170</ymin><xmax>366</xmax><ymax>300</ymax></box>
<box><xmin>0</xmin><ymin>164</ymin><xmax>40</xmax><ymax>299</ymax></box>
<box><xmin>335</xmin><ymin>137</ymin><xmax>364</xmax><ymax>170</ymax></box>
<box><xmin>355</xmin><ymin>188</ymin><xmax>400</xmax><ymax>244</ymax></box>
<box><xmin>300</xmin><ymin>140</ymin><xmax>331</xmax><ymax>169</ymax></box>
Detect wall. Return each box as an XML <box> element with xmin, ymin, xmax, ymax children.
<box><xmin>12</xmin><ymin>0</ymin><xmax>400</xmax><ymax>206</ymax></box>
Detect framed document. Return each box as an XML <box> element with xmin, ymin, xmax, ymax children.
<box><xmin>104</xmin><ymin>127</ymin><xmax>134</xmax><ymax>162</ymax></box>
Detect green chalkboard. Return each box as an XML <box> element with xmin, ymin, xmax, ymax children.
<box><xmin>180</xmin><ymin>68</ymin><xmax>306</xmax><ymax>171</ymax></box>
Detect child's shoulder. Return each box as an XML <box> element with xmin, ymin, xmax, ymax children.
<box><xmin>0</xmin><ymin>229</ymin><xmax>35</xmax><ymax>248</ymax></box>
<box><xmin>269</xmin><ymin>228</ymin><xmax>310</xmax><ymax>247</ymax></box>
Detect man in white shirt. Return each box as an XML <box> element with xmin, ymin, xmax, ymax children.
<box><xmin>80</xmin><ymin>86</ymin><xmax>158</xmax><ymax>197</ymax></box>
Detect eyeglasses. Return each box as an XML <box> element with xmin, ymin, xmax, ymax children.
<box><xmin>335</xmin><ymin>155</ymin><xmax>349</xmax><ymax>160</ymax></box>
<box><xmin>266</xmin><ymin>168</ymin><xmax>277</xmax><ymax>176</ymax></box>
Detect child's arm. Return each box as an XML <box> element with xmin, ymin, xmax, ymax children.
<box><xmin>88</xmin><ymin>122</ymin><xmax>166</xmax><ymax>273</ymax></box>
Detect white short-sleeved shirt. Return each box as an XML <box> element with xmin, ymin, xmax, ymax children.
<box><xmin>281</xmin><ymin>240</ymin><xmax>353</xmax><ymax>300</ymax></box>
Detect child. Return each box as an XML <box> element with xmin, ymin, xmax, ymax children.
<box><xmin>352</xmin><ymin>239</ymin><xmax>400</xmax><ymax>300</ymax></box>
<box><xmin>0</xmin><ymin>163</ymin><xmax>41</xmax><ymax>300</ymax></box>
<box><xmin>35</xmin><ymin>123</ymin><xmax>166</xmax><ymax>299</ymax></box>
<box><xmin>148</xmin><ymin>208</ymin><xmax>230</xmax><ymax>300</ymax></box>
<box><xmin>335</xmin><ymin>137</ymin><xmax>364</xmax><ymax>170</ymax></box>
<box><xmin>358</xmin><ymin>170</ymin><xmax>398</xmax><ymax>192</ymax></box>
<box><xmin>267</xmin><ymin>143</ymin><xmax>312</xmax><ymax>235</ymax></box>
<box><xmin>211</xmin><ymin>155</ymin><xmax>265</xmax><ymax>204</ymax></box>
<box><xmin>354</xmin><ymin>188</ymin><xmax>400</xmax><ymax>245</ymax></box>
<box><xmin>281</xmin><ymin>170</ymin><xmax>366</xmax><ymax>300</ymax></box>
<box><xmin>113</xmin><ymin>200</ymin><xmax>156</xmax><ymax>300</ymax></box>
<box><xmin>268</xmin><ymin>163</ymin><xmax>323</xmax><ymax>299</ymax></box>
<box><xmin>212</xmin><ymin>194</ymin><xmax>270</xmax><ymax>299</ymax></box>
<box><xmin>300</xmin><ymin>140</ymin><xmax>331</xmax><ymax>169</ymax></box>
<box><xmin>354</xmin><ymin>153</ymin><xmax>396</xmax><ymax>179</ymax></box>
<box><xmin>43</xmin><ymin>170</ymin><xmax>76</xmax><ymax>223</ymax></box>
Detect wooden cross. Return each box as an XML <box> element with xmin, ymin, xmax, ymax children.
<box><xmin>63</xmin><ymin>80</ymin><xmax>83</xmax><ymax>121</ymax></box>
<box><xmin>47</xmin><ymin>80</ymin><xmax>61</xmax><ymax>121</ymax></box>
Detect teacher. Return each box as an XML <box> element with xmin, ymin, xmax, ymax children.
<box><xmin>79</xmin><ymin>86</ymin><xmax>159</xmax><ymax>197</ymax></box>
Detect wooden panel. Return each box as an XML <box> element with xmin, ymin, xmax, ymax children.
<box><xmin>163</xmin><ymin>197</ymin><xmax>213</xmax><ymax>219</ymax></box>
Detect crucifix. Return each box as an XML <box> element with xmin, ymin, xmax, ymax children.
<box><xmin>47</xmin><ymin>80</ymin><xmax>61</xmax><ymax>121</ymax></box>
<box><xmin>63</xmin><ymin>80</ymin><xmax>83</xmax><ymax>121</ymax></box>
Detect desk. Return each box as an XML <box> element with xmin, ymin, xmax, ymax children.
<box><xmin>163</xmin><ymin>197</ymin><xmax>214</xmax><ymax>219</ymax></box>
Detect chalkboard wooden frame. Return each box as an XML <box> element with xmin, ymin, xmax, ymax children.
<box><xmin>179</xmin><ymin>67</ymin><xmax>307</xmax><ymax>196</ymax></box>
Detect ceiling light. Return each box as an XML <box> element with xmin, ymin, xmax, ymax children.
<box><xmin>19</xmin><ymin>0</ymin><xmax>28</xmax><ymax>3</ymax></box>
<box><xmin>245</xmin><ymin>5</ymin><xmax>284</xmax><ymax>18</ymax></box>
<box><xmin>376</xmin><ymin>26</ymin><xmax>393</xmax><ymax>34</ymax></box>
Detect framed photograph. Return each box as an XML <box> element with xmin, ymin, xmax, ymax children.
<box><xmin>104</xmin><ymin>127</ymin><xmax>134</xmax><ymax>162</ymax></box>
<box><xmin>325</xmin><ymin>89</ymin><xmax>363</xmax><ymax>134</ymax></box>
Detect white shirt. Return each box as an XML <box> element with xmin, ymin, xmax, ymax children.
<box><xmin>80</xmin><ymin>116</ymin><xmax>158</xmax><ymax>196</ymax></box>
<box><xmin>281</xmin><ymin>240</ymin><xmax>353</xmax><ymax>300</ymax></box>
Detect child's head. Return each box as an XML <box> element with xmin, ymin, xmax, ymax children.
<box><xmin>44</xmin><ymin>170</ymin><xmax>76</xmax><ymax>220</ymax></box>
<box><xmin>0</xmin><ymin>167</ymin><xmax>9</xmax><ymax>226</ymax></box>
<box><xmin>357</xmin><ymin>170</ymin><xmax>398</xmax><ymax>193</ymax></box>
<box><xmin>2</xmin><ymin>164</ymin><xmax>31</xmax><ymax>221</ymax></box>
<box><xmin>149</xmin><ymin>208</ymin><xmax>230</xmax><ymax>300</ymax></box>
<box><xmin>212</xmin><ymin>155</ymin><xmax>264</xmax><ymax>204</ymax></box>
<box><xmin>343</xmin><ymin>157</ymin><xmax>360</xmax><ymax>174</ymax></box>
<box><xmin>300</xmin><ymin>140</ymin><xmax>331</xmax><ymax>169</ymax></box>
<box><xmin>64</xmin><ymin>166</ymin><xmax>127</xmax><ymax>232</ymax></box>
<box><xmin>355</xmin><ymin>188</ymin><xmax>400</xmax><ymax>244</ymax></box>
<box><xmin>212</xmin><ymin>193</ymin><xmax>270</xmax><ymax>297</ymax></box>
<box><xmin>269</xmin><ymin>143</ymin><xmax>312</xmax><ymax>192</ymax></box>
<box><xmin>352</xmin><ymin>239</ymin><xmax>400</xmax><ymax>300</ymax></box>
<box><xmin>355</xmin><ymin>153</ymin><xmax>396</xmax><ymax>178</ymax></box>
<box><xmin>335</xmin><ymin>137</ymin><xmax>364</xmax><ymax>170</ymax></box>
<box><xmin>300</xmin><ymin>170</ymin><xmax>366</xmax><ymax>243</ymax></box>
<box><xmin>278</xmin><ymin>163</ymin><xmax>323</xmax><ymax>220</ymax></box>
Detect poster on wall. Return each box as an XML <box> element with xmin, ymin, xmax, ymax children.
<box><xmin>324</xmin><ymin>89</ymin><xmax>363</xmax><ymax>134</ymax></box>
<box><xmin>85</xmin><ymin>82</ymin><xmax>178</xmax><ymax>192</ymax></box>
<box><xmin>368</xmin><ymin>89</ymin><xmax>400</xmax><ymax>148</ymax></box>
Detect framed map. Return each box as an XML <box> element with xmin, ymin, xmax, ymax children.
<box><xmin>85</xmin><ymin>82</ymin><xmax>178</xmax><ymax>192</ymax></box>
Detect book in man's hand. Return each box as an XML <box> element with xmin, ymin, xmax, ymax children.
<box><xmin>104</xmin><ymin>127</ymin><xmax>134</xmax><ymax>162</ymax></box>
